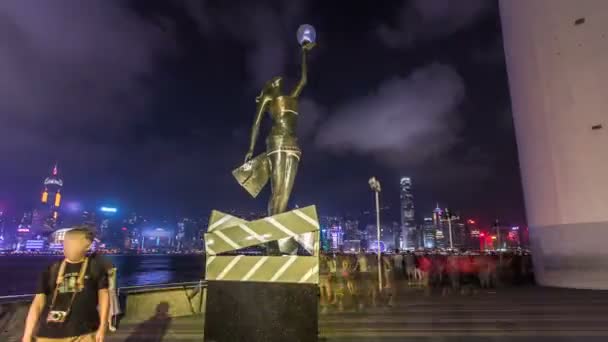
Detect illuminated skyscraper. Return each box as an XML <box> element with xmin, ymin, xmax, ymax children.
<box><xmin>0</xmin><ymin>210</ymin><xmax>5</xmax><ymax>247</ymax></box>
<box><xmin>38</xmin><ymin>163</ymin><xmax>63</xmax><ymax>232</ymax></box>
<box><xmin>432</xmin><ymin>204</ymin><xmax>446</xmax><ymax>248</ymax></box>
<box><xmin>400</xmin><ymin>177</ymin><xmax>417</xmax><ymax>250</ymax></box>
<box><xmin>421</xmin><ymin>217</ymin><xmax>435</xmax><ymax>249</ymax></box>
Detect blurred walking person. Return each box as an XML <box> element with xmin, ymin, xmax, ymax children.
<box><xmin>366</xmin><ymin>253</ymin><xmax>379</xmax><ymax>307</ymax></box>
<box><xmin>319</xmin><ymin>254</ymin><xmax>333</xmax><ymax>312</ymax></box>
<box><xmin>418</xmin><ymin>254</ymin><xmax>432</xmax><ymax>295</ymax></box>
<box><xmin>392</xmin><ymin>250</ymin><xmax>404</xmax><ymax>281</ymax></box>
<box><xmin>382</xmin><ymin>254</ymin><xmax>395</xmax><ymax>306</ymax></box>
<box><xmin>405</xmin><ymin>251</ymin><xmax>416</xmax><ymax>285</ymax></box>
<box><xmin>444</xmin><ymin>253</ymin><xmax>459</xmax><ymax>295</ymax></box>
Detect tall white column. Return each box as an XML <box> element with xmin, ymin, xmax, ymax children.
<box><xmin>500</xmin><ymin>0</ymin><xmax>608</xmax><ymax>289</ymax></box>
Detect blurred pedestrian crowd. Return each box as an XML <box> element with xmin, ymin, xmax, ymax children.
<box><xmin>319</xmin><ymin>250</ymin><xmax>534</xmax><ymax>311</ymax></box>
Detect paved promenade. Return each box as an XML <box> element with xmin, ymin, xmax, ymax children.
<box><xmin>103</xmin><ymin>287</ymin><xmax>608</xmax><ymax>341</ymax></box>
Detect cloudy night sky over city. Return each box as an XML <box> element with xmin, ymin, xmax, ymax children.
<box><xmin>0</xmin><ymin>0</ymin><xmax>524</xmax><ymax>226</ymax></box>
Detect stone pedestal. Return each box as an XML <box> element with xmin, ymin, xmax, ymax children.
<box><xmin>204</xmin><ymin>281</ymin><xmax>318</xmax><ymax>342</ymax></box>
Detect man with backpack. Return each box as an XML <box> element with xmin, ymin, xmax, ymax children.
<box><xmin>22</xmin><ymin>227</ymin><xmax>109</xmax><ymax>342</ymax></box>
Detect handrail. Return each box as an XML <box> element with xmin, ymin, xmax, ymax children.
<box><xmin>119</xmin><ymin>281</ymin><xmax>206</xmax><ymax>294</ymax></box>
<box><xmin>0</xmin><ymin>280</ymin><xmax>207</xmax><ymax>303</ymax></box>
<box><xmin>120</xmin><ymin>281</ymin><xmax>204</xmax><ymax>291</ymax></box>
<box><xmin>0</xmin><ymin>293</ymin><xmax>36</xmax><ymax>303</ymax></box>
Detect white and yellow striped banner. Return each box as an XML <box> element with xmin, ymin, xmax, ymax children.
<box><xmin>205</xmin><ymin>255</ymin><xmax>319</xmax><ymax>284</ymax></box>
<box><xmin>205</xmin><ymin>206</ymin><xmax>319</xmax><ymax>256</ymax></box>
<box><xmin>207</xmin><ymin>210</ymin><xmax>247</xmax><ymax>232</ymax></box>
<box><xmin>204</xmin><ymin>205</ymin><xmax>320</xmax><ymax>284</ymax></box>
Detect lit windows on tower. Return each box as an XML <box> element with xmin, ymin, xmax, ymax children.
<box><xmin>39</xmin><ymin>163</ymin><xmax>64</xmax><ymax>230</ymax></box>
<box><xmin>400</xmin><ymin>177</ymin><xmax>417</xmax><ymax>250</ymax></box>
<box><xmin>54</xmin><ymin>192</ymin><xmax>61</xmax><ymax>207</ymax></box>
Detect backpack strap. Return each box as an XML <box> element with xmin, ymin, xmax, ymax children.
<box><xmin>47</xmin><ymin>260</ymin><xmax>62</xmax><ymax>293</ymax></box>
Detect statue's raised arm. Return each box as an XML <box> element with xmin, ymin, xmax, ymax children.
<box><xmin>290</xmin><ymin>42</ymin><xmax>315</xmax><ymax>98</ymax></box>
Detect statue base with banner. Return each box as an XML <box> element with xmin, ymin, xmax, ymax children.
<box><xmin>203</xmin><ymin>206</ymin><xmax>320</xmax><ymax>342</ymax></box>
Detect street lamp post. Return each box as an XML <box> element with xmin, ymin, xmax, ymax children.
<box><xmin>368</xmin><ymin>177</ymin><xmax>383</xmax><ymax>292</ymax></box>
<box><xmin>446</xmin><ymin>209</ymin><xmax>454</xmax><ymax>250</ymax></box>
<box><xmin>495</xmin><ymin>219</ymin><xmax>503</xmax><ymax>265</ymax></box>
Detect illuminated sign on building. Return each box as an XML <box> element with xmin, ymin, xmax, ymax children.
<box><xmin>25</xmin><ymin>240</ymin><xmax>45</xmax><ymax>250</ymax></box>
<box><xmin>44</xmin><ymin>177</ymin><xmax>64</xmax><ymax>187</ymax></box>
<box><xmin>49</xmin><ymin>243</ymin><xmax>63</xmax><ymax>251</ymax></box>
<box><xmin>368</xmin><ymin>240</ymin><xmax>386</xmax><ymax>253</ymax></box>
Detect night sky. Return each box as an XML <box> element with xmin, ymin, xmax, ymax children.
<box><xmin>0</xmin><ymin>0</ymin><xmax>525</xmax><ymax>226</ymax></box>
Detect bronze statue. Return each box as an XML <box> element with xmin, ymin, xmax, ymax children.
<box><xmin>234</xmin><ymin>42</ymin><xmax>315</xmax><ymax>213</ymax></box>
<box><xmin>232</xmin><ymin>26</ymin><xmax>316</xmax><ymax>254</ymax></box>
<box><xmin>246</xmin><ymin>42</ymin><xmax>315</xmax><ymax>215</ymax></box>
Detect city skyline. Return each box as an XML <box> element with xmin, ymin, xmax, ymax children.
<box><xmin>0</xmin><ymin>0</ymin><xmax>525</xmax><ymax>227</ymax></box>
<box><xmin>0</xmin><ymin>165</ymin><xmax>524</xmax><ymax>230</ymax></box>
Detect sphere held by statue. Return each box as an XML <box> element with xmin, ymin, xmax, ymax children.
<box><xmin>297</xmin><ymin>24</ymin><xmax>316</xmax><ymax>45</ymax></box>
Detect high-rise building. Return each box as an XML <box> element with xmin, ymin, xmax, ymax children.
<box><xmin>81</xmin><ymin>211</ymin><xmax>97</xmax><ymax>233</ymax></box>
<box><xmin>0</xmin><ymin>210</ymin><xmax>4</xmax><ymax>236</ymax></box>
<box><xmin>466</xmin><ymin>219</ymin><xmax>481</xmax><ymax>250</ymax></box>
<box><xmin>432</xmin><ymin>205</ymin><xmax>465</xmax><ymax>250</ymax></box>
<box><xmin>421</xmin><ymin>217</ymin><xmax>435</xmax><ymax>249</ymax></box>
<box><xmin>320</xmin><ymin>216</ymin><xmax>344</xmax><ymax>251</ymax></box>
<box><xmin>400</xmin><ymin>177</ymin><xmax>417</xmax><ymax>250</ymax></box>
<box><xmin>432</xmin><ymin>205</ymin><xmax>446</xmax><ymax>248</ymax></box>
<box><xmin>500</xmin><ymin>0</ymin><xmax>608</xmax><ymax>288</ymax></box>
<box><xmin>365</xmin><ymin>221</ymin><xmax>400</xmax><ymax>251</ymax></box>
<box><xmin>451</xmin><ymin>213</ymin><xmax>466</xmax><ymax>250</ymax></box>
<box><xmin>0</xmin><ymin>210</ymin><xmax>5</xmax><ymax>249</ymax></box>
<box><xmin>343</xmin><ymin>219</ymin><xmax>360</xmax><ymax>241</ymax></box>
<box><xmin>38</xmin><ymin>163</ymin><xmax>63</xmax><ymax>233</ymax></box>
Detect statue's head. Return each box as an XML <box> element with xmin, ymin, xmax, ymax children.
<box><xmin>256</xmin><ymin>76</ymin><xmax>283</xmax><ymax>103</ymax></box>
<box><xmin>268</xmin><ymin>76</ymin><xmax>283</xmax><ymax>89</ymax></box>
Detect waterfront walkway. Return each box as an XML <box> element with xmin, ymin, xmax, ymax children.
<box><xmin>105</xmin><ymin>287</ymin><xmax>608</xmax><ymax>341</ymax></box>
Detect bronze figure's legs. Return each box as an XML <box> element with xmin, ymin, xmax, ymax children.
<box><xmin>264</xmin><ymin>151</ymin><xmax>300</xmax><ymax>255</ymax></box>
<box><xmin>268</xmin><ymin>151</ymin><xmax>299</xmax><ymax>216</ymax></box>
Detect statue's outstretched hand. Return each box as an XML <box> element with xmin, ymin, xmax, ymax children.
<box><xmin>302</xmin><ymin>42</ymin><xmax>316</xmax><ymax>51</ymax></box>
<box><xmin>244</xmin><ymin>151</ymin><xmax>253</xmax><ymax>163</ymax></box>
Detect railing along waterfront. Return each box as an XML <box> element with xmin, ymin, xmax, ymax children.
<box><xmin>0</xmin><ymin>280</ymin><xmax>207</xmax><ymax>304</ymax></box>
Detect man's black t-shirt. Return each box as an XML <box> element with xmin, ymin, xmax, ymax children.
<box><xmin>36</xmin><ymin>257</ymin><xmax>109</xmax><ymax>338</ymax></box>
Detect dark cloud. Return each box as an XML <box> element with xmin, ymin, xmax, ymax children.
<box><xmin>378</xmin><ymin>0</ymin><xmax>494</xmax><ymax>48</ymax></box>
<box><xmin>0</xmin><ymin>0</ymin><xmax>177</xmax><ymax>208</ymax></box>
<box><xmin>297</xmin><ymin>98</ymin><xmax>326</xmax><ymax>139</ymax></box>
<box><xmin>316</xmin><ymin>63</ymin><xmax>465</xmax><ymax>167</ymax></box>
<box><xmin>0</xmin><ymin>0</ymin><xmax>177</xmax><ymax>173</ymax></box>
<box><xmin>188</xmin><ymin>0</ymin><xmax>307</xmax><ymax>87</ymax></box>
<box><xmin>0</xmin><ymin>0</ymin><xmax>173</xmax><ymax>130</ymax></box>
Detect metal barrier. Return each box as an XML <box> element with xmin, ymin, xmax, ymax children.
<box><xmin>0</xmin><ymin>280</ymin><xmax>207</xmax><ymax>303</ymax></box>
<box><xmin>0</xmin><ymin>280</ymin><xmax>208</xmax><ymax>340</ymax></box>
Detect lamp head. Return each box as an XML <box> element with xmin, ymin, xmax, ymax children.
<box><xmin>297</xmin><ymin>24</ymin><xmax>317</xmax><ymax>46</ymax></box>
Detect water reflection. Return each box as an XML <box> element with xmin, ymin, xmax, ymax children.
<box><xmin>0</xmin><ymin>254</ymin><xmax>206</xmax><ymax>296</ymax></box>
<box><xmin>130</xmin><ymin>257</ymin><xmax>172</xmax><ymax>286</ymax></box>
